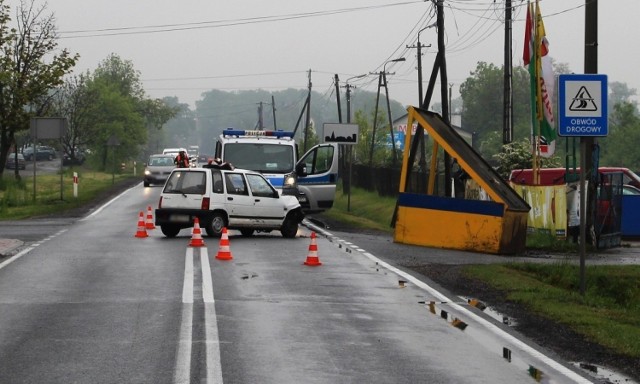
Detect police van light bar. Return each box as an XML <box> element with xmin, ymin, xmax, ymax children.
<box><xmin>223</xmin><ymin>128</ymin><xmax>294</xmax><ymax>138</ymax></box>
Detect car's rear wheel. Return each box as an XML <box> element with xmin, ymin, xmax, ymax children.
<box><xmin>160</xmin><ymin>225</ymin><xmax>181</xmax><ymax>238</ymax></box>
<box><xmin>280</xmin><ymin>216</ymin><xmax>299</xmax><ymax>238</ymax></box>
<box><xmin>240</xmin><ymin>229</ymin><xmax>254</xmax><ymax>237</ymax></box>
<box><xmin>205</xmin><ymin>213</ymin><xmax>225</xmax><ymax>238</ymax></box>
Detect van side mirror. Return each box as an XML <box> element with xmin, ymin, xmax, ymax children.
<box><xmin>296</xmin><ymin>163</ymin><xmax>307</xmax><ymax>177</ymax></box>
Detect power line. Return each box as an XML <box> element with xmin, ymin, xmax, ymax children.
<box><xmin>59</xmin><ymin>1</ymin><xmax>424</xmax><ymax>39</ymax></box>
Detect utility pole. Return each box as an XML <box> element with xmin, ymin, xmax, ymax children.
<box><xmin>256</xmin><ymin>102</ymin><xmax>264</xmax><ymax>130</ymax></box>
<box><xmin>580</xmin><ymin>0</ymin><xmax>598</xmax><ymax>295</ymax></box>
<box><xmin>435</xmin><ymin>0</ymin><xmax>452</xmax><ymax>197</ymax></box>
<box><xmin>271</xmin><ymin>95</ymin><xmax>277</xmax><ymax>131</ymax></box>
<box><xmin>408</xmin><ymin>27</ymin><xmax>432</xmax><ymax>183</ymax></box>
<box><xmin>343</xmin><ymin>74</ymin><xmax>365</xmax><ymax>211</ymax></box>
<box><xmin>304</xmin><ymin>69</ymin><xmax>312</xmax><ymax>152</ymax></box>
<box><xmin>503</xmin><ymin>0</ymin><xmax>513</xmax><ymax>144</ymax></box>
<box><xmin>334</xmin><ymin>74</ymin><xmax>342</xmax><ymax>123</ymax></box>
<box><xmin>370</xmin><ymin>58</ymin><xmax>405</xmax><ymax>168</ymax></box>
<box><xmin>406</xmin><ymin>39</ymin><xmax>431</xmax><ymax>104</ymax></box>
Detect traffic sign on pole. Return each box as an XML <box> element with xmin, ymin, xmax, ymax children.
<box><xmin>558</xmin><ymin>74</ymin><xmax>608</xmax><ymax>137</ymax></box>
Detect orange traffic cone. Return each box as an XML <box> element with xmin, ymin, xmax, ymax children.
<box><xmin>303</xmin><ymin>232</ymin><xmax>322</xmax><ymax>266</ymax></box>
<box><xmin>134</xmin><ymin>211</ymin><xmax>149</xmax><ymax>238</ymax></box>
<box><xmin>145</xmin><ymin>205</ymin><xmax>156</xmax><ymax>230</ymax></box>
<box><xmin>189</xmin><ymin>217</ymin><xmax>205</xmax><ymax>247</ymax></box>
<box><xmin>215</xmin><ymin>227</ymin><xmax>233</xmax><ymax>260</ymax></box>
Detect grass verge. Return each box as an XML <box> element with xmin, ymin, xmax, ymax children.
<box><xmin>0</xmin><ymin>169</ymin><xmax>140</xmax><ymax>220</ymax></box>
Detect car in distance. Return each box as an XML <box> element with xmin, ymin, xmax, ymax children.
<box><xmin>155</xmin><ymin>166</ymin><xmax>304</xmax><ymax>238</ymax></box>
<box><xmin>22</xmin><ymin>145</ymin><xmax>56</xmax><ymax>161</ymax></box>
<box><xmin>143</xmin><ymin>154</ymin><xmax>176</xmax><ymax>187</ymax></box>
<box><xmin>62</xmin><ymin>149</ymin><xmax>86</xmax><ymax>166</ymax></box>
<box><xmin>5</xmin><ymin>153</ymin><xmax>26</xmax><ymax>170</ymax></box>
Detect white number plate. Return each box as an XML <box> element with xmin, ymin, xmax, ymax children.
<box><xmin>170</xmin><ymin>214</ymin><xmax>191</xmax><ymax>223</ymax></box>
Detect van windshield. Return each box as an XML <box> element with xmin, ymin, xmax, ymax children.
<box><xmin>224</xmin><ymin>143</ymin><xmax>294</xmax><ymax>173</ymax></box>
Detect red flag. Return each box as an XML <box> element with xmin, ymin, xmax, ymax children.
<box><xmin>523</xmin><ymin>3</ymin><xmax>533</xmax><ymax>66</ymax></box>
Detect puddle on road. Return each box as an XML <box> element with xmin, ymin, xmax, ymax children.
<box><xmin>572</xmin><ymin>362</ymin><xmax>639</xmax><ymax>384</ymax></box>
<box><xmin>460</xmin><ymin>296</ymin><xmax>518</xmax><ymax>327</ymax></box>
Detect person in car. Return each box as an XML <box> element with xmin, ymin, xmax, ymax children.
<box><xmin>174</xmin><ymin>151</ymin><xmax>190</xmax><ymax>168</ymax></box>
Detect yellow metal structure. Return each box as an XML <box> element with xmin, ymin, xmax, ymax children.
<box><xmin>393</xmin><ymin>107</ymin><xmax>530</xmax><ymax>255</ymax></box>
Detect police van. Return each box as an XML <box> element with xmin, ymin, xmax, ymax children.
<box><xmin>215</xmin><ymin>129</ymin><xmax>339</xmax><ymax>213</ymax></box>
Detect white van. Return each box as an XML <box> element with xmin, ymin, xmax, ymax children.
<box><xmin>215</xmin><ymin>129</ymin><xmax>339</xmax><ymax>213</ymax></box>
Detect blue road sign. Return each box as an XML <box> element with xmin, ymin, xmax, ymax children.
<box><xmin>558</xmin><ymin>74</ymin><xmax>608</xmax><ymax>137</ymax></box>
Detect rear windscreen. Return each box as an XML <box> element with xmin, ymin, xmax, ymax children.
<box><xmin>163</xmin><ymin>171</ymin><xmax>206</xmax><ymax>195</ymax></box>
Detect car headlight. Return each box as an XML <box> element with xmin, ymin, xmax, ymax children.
<box><xmin>144</xmin><ymin>170</ymin><xmax>151</xmax><ymax>176</ymax></box>
<box><xmin>283</xmin><ymin>172</ymin><xmax>297</xmax><ymax>189</ymax></box>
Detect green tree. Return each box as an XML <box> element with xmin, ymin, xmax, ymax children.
<box><xmin>493</xmin><ymin>137</ymin><xmax>562</xmax><ymax>179</ymax></box>
<box><xmin>139</xmin><ymin>97</ymin><xmax>180</xmax><ymax>157</ymax></box>
<box><xmin>599</xmin><ymin>102</ymin><xmax>640</xmax><ymax>169</ymax></box>
<box><xmin>609</xmin><ymin>81</ymin><xmax>637</xmax><ymax>111</ymax></box>
<box><xmin>85</xmin><ymin>80</ymin><xmax>145</xmax><ymax>171</ymax></box>
<box><xmin>81</xmin><ymin>54</ymin><xmax>176</xmax><ymax>168</ymax></box>
<box><xmin>352</xmin><ymin>109</ymin><xmax>390</xmax><ymax>166</ymax></box>
<box><xmin>0</xmin><ymin>0</ymin><xmax>78</xmax><ymax>178</ymax></box>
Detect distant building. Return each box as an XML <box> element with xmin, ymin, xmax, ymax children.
<box><xmin>392</xmin><ymin>112</ymin><xmax>472</xmax><ymax>151</ymax></box>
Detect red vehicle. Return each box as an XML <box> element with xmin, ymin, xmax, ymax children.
<box><xmin>508</xmin><ymin>167</ymin><xmax>640</xmax><ymax>188</ymax></box>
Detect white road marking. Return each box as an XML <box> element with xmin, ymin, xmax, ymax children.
<box><xmin>0</xmin><ymin>229</ymin><xmax>67</xmax><ymax>271</ymax></box>
<box><xmin>183</xmin><ymin>248</ymin><xmax>194</xmax><ymax>304</ymax></box>
<box><xmin>200</xmin><ymin>248</ymin><xmax>214</xmax><ymax>303</ymax></box>
<box><xmin>174</xmin><ymin>304</ymin><xmax>193</xmax><ymax>384</ymax></box>
<box><xmin>175</xmin><ymin>247</ymin><xmax>223</xmax><ymax>384</ymax></box>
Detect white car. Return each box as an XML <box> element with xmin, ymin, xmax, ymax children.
<box><xmin>143</xmin><ymin>154</ymin><xmax>176</xmax><ymax>187</ymax></box>
<box><xmin>155</xmin><ymin>166</ymin><xmax>304</xmax><ymax>238</ymax></box>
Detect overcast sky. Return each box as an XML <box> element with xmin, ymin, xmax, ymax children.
<box><xmin>9</xmin><ymin>0</ymin><xmax>640</xmax><ymax>110</ymax></box>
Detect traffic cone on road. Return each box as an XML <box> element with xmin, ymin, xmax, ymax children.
<box><xmin>145</xmin><ymin>205</ymin><xmax>156</xmax><ymax>230</ymax></box>
<box><xmin>303</xmin><ymin>232</ymin><xmax>322</xmax><ymax>266</ymax></box>
<box><xmin>134</xmin><ymin>211</ymin><xmax>149</xmax><ymax>238</ymax></box>
<box><xmin>188</xmin><ymin>218</ymin><xmax>205</xmax><ymax>247</ymax></box>
<box><xmin>215</xmin><ymin>227</ymin><xmax>233</xmax><ymax>260</ymax></box>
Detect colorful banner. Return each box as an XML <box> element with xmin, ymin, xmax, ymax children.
<box><xmin>510</xmin><ymin>183</ymin><xmax>567</xmax><ymax>238</ymax></box>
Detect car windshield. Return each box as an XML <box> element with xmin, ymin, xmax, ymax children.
<box><xmin>149</xmin><ymin>157</ymin><xmax>173</xmax><ymax>166</ymax></box>
<box><xmin>224</xmin><ymin>143</ymin><xmax>294</xmax><ymax>173</ymax></box>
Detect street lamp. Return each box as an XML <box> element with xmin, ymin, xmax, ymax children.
<box><xmin>345</xmin><ymin>74</ymin><xmax>366</xmax><ymax>124</ymax></box>
<box><xmin>383</xmin><ymin>57</ymin><xmax>406</xmax><ymax>74</ymax></box>
<box><xmin>370</xmin><ymin>57</ymin><xmax>405</xmax><ymax>167</ymax></box>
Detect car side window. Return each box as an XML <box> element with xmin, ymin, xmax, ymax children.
<box><xmin>246</xmin><ymin>174</ymin><xmax>277</xmax><ymax>198</ymax></box>
<box><xmin>212</xmin><ymin>170</ymin><xmax>224</xmax><ymax>194</ymax></box>
<box><xmin>225</xmin><ymin>173</ymin><xmax>248</xmax><ymax>195</ymax></box>
<box><xmin>298</xmin><ymin>145</ymin><xmax>334</xmax><ymax>175</ymax></box>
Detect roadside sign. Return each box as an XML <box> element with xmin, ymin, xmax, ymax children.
<box><xmin>30</xmin><ymin>117</ymin><xmax>67</xmax><ymax>139</ymax></box>
<box><xmin>323</xmin><ymin>123</ymin><xmax>359</xmax><ymax>145</ymax></box>
<box><xmin>558</xmin><ymin>74</ymin><xmax>608</xmax><ymax>137</ymax></box>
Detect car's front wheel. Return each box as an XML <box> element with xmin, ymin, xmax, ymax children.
<box><xmin>160</xmin><ymin>225</ymin><xmax>181</xmax><ymax>238</ymax></box>
<box><xmin>205</xmin><ymin>213</ymin><xmax>226</xmax><ymax>238</ymax></box>
<box><xmin>280</xmin><ymin>216</ymin><xmax>299</xmax><ymax>238</ymax></box>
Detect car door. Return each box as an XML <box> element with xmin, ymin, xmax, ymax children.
<box><xmin>245</xmin><ymin>173</ymin><xmax>286</xmax><ymax>226</ymax></box>
<box><xmin>223</xmin><ymin>172</ymin><xmax>256</xmax><ymax>226</ymax></box>
<box><xmin>296</xmin><ymin>143</ymin><xmax>339</xmax><ymax>212</ymax></box>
